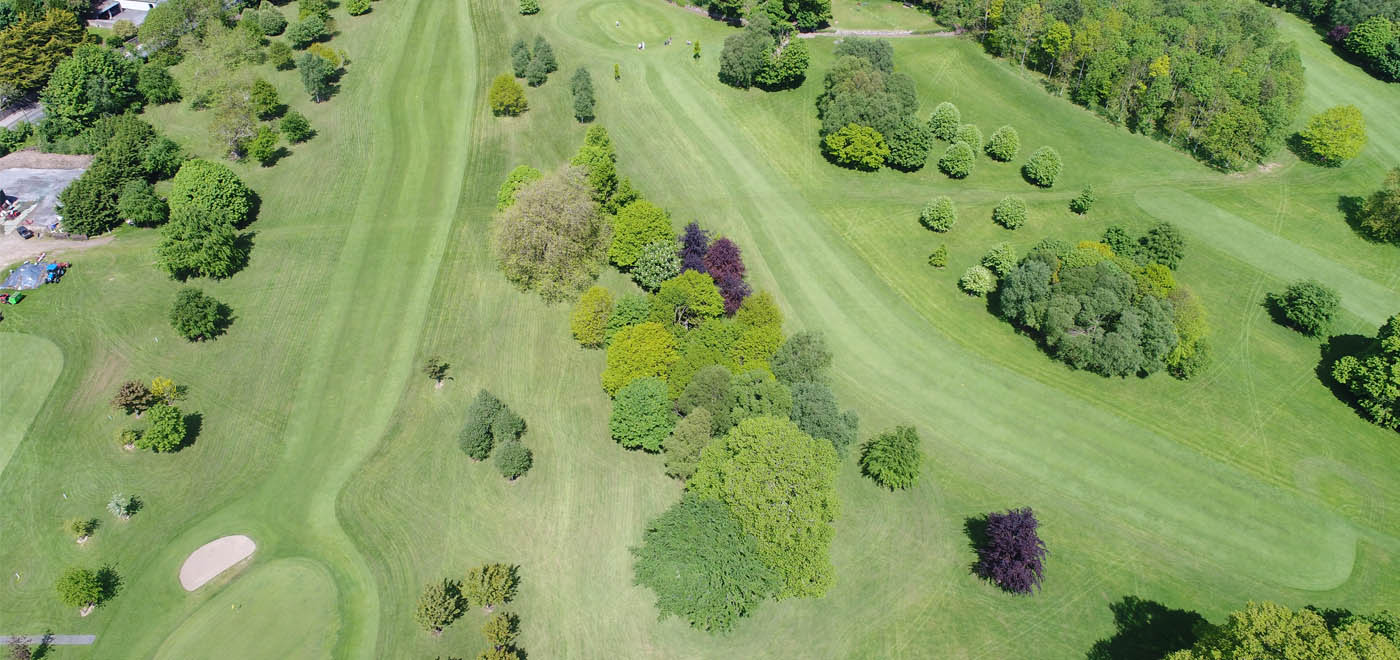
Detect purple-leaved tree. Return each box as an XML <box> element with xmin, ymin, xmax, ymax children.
<box><xmin>703</xmin><ymin>237</ymin><xmax>750</xmax><ymax>315</ymax></box>
<box><xmin>679</xmin><ymin>222</ymin><xmax>711</xmax><ymax>273</ymax></box>
<box><xmin>973</xmin><ymin>507</ymin><xmax>1047</xmax><ymax>594</ymax></box>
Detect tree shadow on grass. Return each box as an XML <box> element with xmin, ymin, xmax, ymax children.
<box><xmin>1085</xmin><ymin>596</ymin><xmax>1206</xmax><ymax>660</ymax></box>
<box><xmin>1315</xmin><ymin>333</ymin><xmax>1375</xmax><ymax>422</ymax></box>
<box><xmin>1336</xmin><ymin>195</ymin><xmax>1382</xmax><ymax>243</ymax></box>
<box><xmin>962</xmin><ymin>514</ymin><xmax>989</xmax><ymax>576</ymax></box>
<box><xmin>180</xmin><ymin>412</ymin><xmax>203</xmax><ymax>451</ymax></box>
<box><xmin>1286</xmin><ymin>133</ymin><xmax>1334</xmax><ymax>168</ymax></box>
<box><xmin>96</xmin><ymin>564</ymin><xmax>122</xmax><ymax>605</ymax></box>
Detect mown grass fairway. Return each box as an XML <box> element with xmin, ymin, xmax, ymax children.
<box><xmin>0</xmin><ymin>0</ymin><xmax>1396</xmax><ymax>657</ymax></box>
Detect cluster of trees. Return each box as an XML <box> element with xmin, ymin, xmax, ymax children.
<box><xmin>989</xmin><ymin>223</ymin><xmax>1210</xmax><ymax>379</ymax></box>
<box><xmin>696</xmin><ymin>0</ymin><xmax>830</xmax><ymax>31</ymax></box>
<box><xmin>717</xmin><ymin>14</ymin><xmax>810</xmax><ymax>90</ymax></box>
<box><xmin>510</xmin><ymin>35</ymin><xmax>557</xmax><ymax>87</ymax></box>
<box><xmin>55</xmin><ymin>115</ymin><xmax>184</xmax><ymax>235</ymax></box>
<box><xmin>109</xmin><ymin>377</ymin><xmax>191</xmax><ymax>452</ymax></box>
<box><xmin>1275</xmin><ymin>0</ymin><xmax>1400</xmax><ymax>81</ymax></box>
<box><xmin>1165</xmin><ymin>601</ymin><xmax>1399</xmax><ymax>659</ymax></box>
<box><xmin>458</xmin><ymin>390</ymin><xmax>533</xmax><ymax>479</ymax></box>
<box><xmin>414</xmin><ymin>564</ymin><xmax>521</xmax><ymax>635</ymax></box>
<box><xmin>156</xmin><ymin>159</ymin><xmax>255</xmax><ymax>279</ymax></box>
<box><xmin>931</xmin><ymin>0</ymin><xmax>1305</xmax><ymax>170</ymax></box>
<box><xmin>972</xmin><ymin>507</ymin><xmax>1048</xmax><ymax>594</ymax></box>
<box><xmin>1331</xmin><ymin>313</ymin><xmax>1400</xmax><ymax>432</ymax></box>
<box><xmin>816</xmin><ymin>39</ymin><xmax>923</xmax><ymax>171</ymax></box>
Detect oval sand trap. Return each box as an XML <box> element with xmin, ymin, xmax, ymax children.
<box><xmin>179</xmin><ymin>535</ymin><xmax>256</xmax><ymax>591</ymax></box>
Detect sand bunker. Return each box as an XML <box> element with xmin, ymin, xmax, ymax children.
<box><xmin>179</xmin><ymin>535</ymin><xmax>256</xmax><ymax>591</ymax></box>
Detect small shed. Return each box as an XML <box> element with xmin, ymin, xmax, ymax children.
<box><xmin>95</xmin><ymin>1</ymin><xmax>122</xmax><ymax>19</ymax></box>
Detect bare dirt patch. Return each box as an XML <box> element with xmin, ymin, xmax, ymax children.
<box><xmin>0</xmin><ymin>150</ymin><xmax>93</xmax><ymax>171</ymax></box>
<box><xmin>179</xmin><ymin>535</ymin><xmax>257</xmax><ymax>591</ymax></box>
<box><xmin>0</xmin><ymin>232</ymin><xmax>113</xmax><ymax>271</ymax></box>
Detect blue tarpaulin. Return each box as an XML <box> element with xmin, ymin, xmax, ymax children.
<box><xmin>1</xmin><ymin>263</ymin><xmax>49</xmax><ymax>290</ymax></box>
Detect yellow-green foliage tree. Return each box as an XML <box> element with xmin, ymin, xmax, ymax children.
<box><xmin>1165</xmin><ymin>601</ymin><xmax>1400</xmax><ymax>660</ymax></box>
<box><xmin>570</xmin><ymin>286</ymin><xmax>613</xmax><ymax>348</ymax></box>
<box><xmin>489</xmin><ymin>74</ymin><xmax>528</xmax><ymax>116</ymax></box>
<box><xmin>607</xmin><ymin>200</ymin><xmax>672</xmax><ymax>268</ymax></box>
<box><xmin>601</xmin><ymin>322</ymin><xmax>678</xmax><ymax>395</ymax></box>
<box><xmin>1300</xmin><ymin>105</ymin><xmax>1366</xmax><ymax>165</ymax></box>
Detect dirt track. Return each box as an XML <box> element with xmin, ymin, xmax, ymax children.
<box><xmin>0</xmin><ymin>150</ymin><xmax>93</xmax><ymax>171</ymax></box>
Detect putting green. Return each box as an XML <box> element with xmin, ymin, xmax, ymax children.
<box><xmin>153</xmin><ymin>559</ymin><xmax>338</xmax><ymax>660</ymax></box>
<box><xmin>0</xmin><ymin>333</ymin><xmax>62</xmax><ymax>477</ymax></box>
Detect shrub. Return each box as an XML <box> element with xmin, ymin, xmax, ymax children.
<box><xmin>286</xmin><ymin>16</ymin><xmax>327</xmax><ymax>49</ymax></box>
<box><xmin>860</xmin><ymin>426</ymin><xmax>922</xmax><ymax>490</ymax></box>
<box><xmin>117</xmin><ymin>180</ymin><xmax>168</xmax><ymax>226</ymax></box>
<box><xmin>928</xmin><ymin>244</ymin><xmax>948</xmax><ymax>268</ymax></box>
<box><xmin>67</xmin><ymin>517</ymin><xmax>96</xmax><ymax>540</ymax></box>
<box><xmin>823</xmin><ymin>124</ymin><xmax>889</xmax><ymax>171</ymax></box>
<box><xmin>632</xmin><ymin>240</ymin><xmax>681</xmax><ymax>291</ymax></box>
<box><xmin>1360</xmin><ymin>167</ymin><xmax>1400</xmax><ymax>244</ymax></box>
<box><xmin>107</xmin><ymin>493</ymin><xmax>139</xmax><ymax>519</ymax></box>
<box><xmin>488</xmin><ymin>74</ymin><xmax>528</xmax><ymax>116</ymax></box>
<box><xmin>690</xmin><ymin>416</ymin><xmax>839</xmax><ymax>599</ymax></box>
<box><xmin>525</xmin><ymin>56</ymin><xmax>548</xmax><ymax>87</ymax></box>
<box><xmin>414</xmin><ymin>579</ymin><xmax>465</xmax><ymax>633</ymax></box>
<box><xmin>459</xmin><ymin>391</ymin><xmax>502</xmax><ymax>460</ymax></box>
<box><xmin>610</xmin><ymin>377</ymin><xmax>675</xmax><ymax>452</ymax></box>
<box><xmin>1022</xmin><ymin>146</ymin><xmax>1062</xmax><ymax>187</ymax></box>
<box><xmin>959</xmin><ymin>265</ymin><xmax>996</xmax><ymax>296</ymax></box>
<box><xmin>169</xmin><ymin>287</ymin><xmax>226</xmax><ymax>341</ymax></box>
<box><xmin>422</xmin><ymin>356</ymin><xmax>450</xmax><ymax>384</ymax></box>
<box><xmin>259</xmin><ymin>9</ymin><xmax>288</xmax><ymax>35</ymax></box>
<box><xmin>137</xmin><ymin>403</ymin><xmax>186</xmax><ymax>452</ymax></box>
<box><xmin>570</xmin><ymin>285</ymin><xmax>613</xmax><ymax>347</ymax></box>
<box><xmin>632</xmin><ymin>493</ymin><xmax>778</xmax><ymax>632</ymax></box>
<box><xmin>520</xmin><ymin>0</ymin><xmax>540</xmax><ymax>13</ymax></box>
<box><xmin>55</xmin><ymin>567</ymin><xmax>102</xmax><ymax>608</ymax></box>
<box><xmin>993</xmin><ymin>196</ymin><xmax>1027</xmax><ymax>229</ymax></box>
<box><xmin>981</xmin><ymin>242</ymin><xmax>1017</xmax><ymax>277</ymax></box>
<box><xmin>111</xmin><ymin>381</ymin><xmax>155</xmax><ymax>414</ymax></box>
<box><xmin>250</xmin><ymin>78</ymin><xmax>281</xmax><ymax>120</ymax></box>
<box><xmin>269</xmin><ymin>40</ymin><xmax>295</xmax><ymax>69</ymax></box>
<box><xmin>920</xmin><ymin>196</ymin><xmax>956</xmax><ymax>232</ymax></box>
<box><xmin>885</xmin><ymin>117</ymin><xmax>932</xmax><ymax>171</ymax></box>
<box><xmin>973</xmin><ymin>507</ymin><xmax>1048</xmax><ymax>594</ymax></box>
<box><xmin>986</xmin><ymin>125</ymin><xmax>1019</xmax><ymax>161</ymax></box>
<box><xmin>664</xmin><ymin>409</ymin><xmax>712</xmax><ymax>481</ymax></box>
<box><xmin>789</xmin><ymin>381</ymin><xmax>859</xmax><ymax>456</ymax></box>
<box><xmin>1299</xmin><ymin>105</ymin><xmax>1366</xmax><ymax>165</ymax></box>
<box><xmin>494</xmin><ymin>441</ymin><xmax>533</xmax><ymax>480</ymax></box>
<box><xmin>938</xmin><ymin>142</ymin><xmax>975</xmax><ymax>178</ymax></box>
<box><xmin>115</xmin><ymin>427</ymin><xmax>141</xmax><ymax>448</ymax></box>
<box><xmin>1269</xmin><ymin>280</ymin><xmax>1340</xmax><ymax>337</ymax></box>
<box><xmin>601</xmin><ymin>322</ymin><xmax>678</xmax><ymax>395</ymax></box>
<box><xmin>274</xmin><ymin>112</ymin><xmax>310</xmax><ymax>145</ymax></box>
<box><xmin>1069</xmin><ymin>185</ymin><xmax>1096</xmax><ymax>215</ymax></box>
<box><xmin>927</xmin><ymin>101</ymin><xmax>960</xmax><ymax>141</ymax></box>
<box><xmin>463</xmin><ymin>564</ymin><xmax>519</xmax><ymax>610</ymax></box>
<box><xmin>954</xmin><ymin>124</ymin><xmax>982</xmax><ymax>152</ymax></box>
<box><xmin>609</xmin><ymin>200</ymin><xmax>672</xmax><ymax>268</ymax></box>
<box><xmin>1331</xmin><ymin>315</ymin><xmax>1400</xmax><ymax>431</ymax></box>
<box><xmin>346</xmin><ymin>0</ymin><xmax>370</xmax><ymax>15</ymax></box>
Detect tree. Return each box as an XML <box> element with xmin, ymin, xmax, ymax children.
<box><xmin>650</xmin><ymin>270</ymin><xmax>724</xmax><ymax>330</ymax></box>
<box><xmin>604</xmin><ymin>293</ymin><xmax>650</xmax><ymax>345</ymax></box>
<box><xmin>929</xmin><ymin>244</ymin><xmax>948</xmax><ymax>268</ymax></box>
<box><xmin>570</xmin><ymin>67</ymin><xmax>595</xmax><ymax>122</ymax></box>
<box><xmin>1331</xmin><ymin>314</ymin><xmax>1400</xmax><ymax>431</ymax></box>
<box><xmin>570</xmin><ymin>126</ymin><xmax>617</xmax><ymax>201</ymax></box>
<box><xmin>269</xmin><ymin>40</ymin><xmax>295</xmax><ymax>70</ymax></box>
<box><xmin>613</xmin><ymin>63</ymin><xmax>620</xmax><ymax>81</ymax></box>
<box><xmin>169</xmin><ymin>287</ymin><xmax>226</xmax><ymax>341</ymax></box>
<box><xmin>677</xmin><ymin>363</ymin><xmax>734</xmax><ymax>432</ymax></box>
<box><xmin>824</xmin><ymin>124</ymin><xmax>889</xmax><ymax>171</ymax></box>
<box><xmin>986</xmin><ymin>125</ymin><xmax>1019</xmax><ymax>161</ymax></box>
<box><xmin>111</xmin><ymin>380</ymin><xmax>155</xmax><ymax>414</ymax></box>
<box><xmin>789</xmin><ymin>381</ymin><xmax>858</xmax><ymax>456</ymax></box>
<box><xmin>67</xmin><ymin>517</ymin><xmax>96</xmax><ymax>541</ymax></box>
<box><xmin>772</xmin><ymin>330</ymin><xmax>831</xmax><ymax>386</ymax></box>
<box><xmin>718</xmin><ymin>23</ymin><xmax>774</xmax><ymax>88</ymax></box>
<box><xmin>927</xmin><ymin>101</ymin><xmax>960</xmax><ymax>141</ymax></box>
<box><xmin>938</xmin><ymin>141</ymin><xmax>975</xmax><ymax>178</ymax></box>
<box><xmin>729</xmin><ymin>323</ymin><xmax>783</xmax><ymax>373</ymax></box>
<box><xmin>246</xmin><ymin>125</ymin><xmax>280</xmax><ymax>167</ymax></box>
<box><xmin>860</xmin><ymin>426</ymin><xmax>921</xmax><ymax>490</ymax></box>
<box><xmin>107</xmin><ymin>493</ymin><xmax>139</xmax><ymax>519</ymax></box>
<box><xmin>601</xmin><ymin>322</ymin><xmax>678</xmax><ymax>395</ymax></box>
<box><xmin>885</xmin><ymin>117</ymin><xmax>932</xmax><ymax>171</ymax></box>
<box><xmin>632</xmin><ymin>493</ymin><xmax>778</xmax><ymax>631</ymax></box>
<box><xmin>728</xmin><ymin>370</ymin><xmax>793</xmax><ymax>426</ymax></box>
<box><xmin>493</xmin><ymin>166</ymin><xmax>610</xmax><ymax>302</ymax></box>
<box><xmin>981</xmin><ymin>242</ymin><xmax>1017</xmax><ymax>277</ymax></box>
<box><xmin>1360</xmin><ymin>167</ymin><xmax>1400</xmax><ymax>243</ymax></box>
<box><xmin>414</xmin><ymin>579</ymin><xmax>465</xmax><ymax>633</ymax></box>
<box><xmin>678</xmin><ymin>222</ymin><xmax>710</xmax><ymax>273</ymax></box>
<box><xmin>959</xmin><ymin>265</ymin><xmax>996</xmax><ymax>296</ymax></box>
<box><xmin>664</xmin><ymin>408</ymin><xmax>712</xmax><ymax>480</ymax></box>
<box><xmin>570</xmin><ymin>285</ymin><xmax>613</xmax><ymax>347</ymax></box>
<box><xmin>150</xmin><ymin>376</ymin><xmax>181</xmax><ymax>404</ymax></box>
<box><xmin>249</xmin><ymin>79</ymin><xmax>281</xmax><ymax>120</ymax></box>
<box><xmin>422</xmin><ymin>356</ymin><xmax>450</xmax><ymax>384</ymax></box>
<box><xmin>494</xmin><ymin>441</ymin><xmax>533</xmax><ymax>479</ymax></box>
<box><xmin>920</xmin><ymin>196</ymin><xmax>956</xmax><ymax>232</ymax></box>
<box><xmin>524</xmin><ymin>55</ymin><xmax>548</xmax><ymax>87</ymax></box>
<box><xmin>138</xmin><ymin>403</ymin><xmax>186</xmax><ymax>452</ymax></box>
<box><xmin>488</xmin><ymin>72</ymin><xmax>527</xmax><ymax>115</ymax></box>
<box><xmin>1140</xmin><ymin>222</ymin><xmax>1185</xmax><ymax>269</ymax></box>
<box><xmin>1022</xmin><ymin>146</ymin><xmax>1062</xmax><ymax>187</ymax></box>
<box><xmin>508</xmin><ymin>39</ymin><xmax>532</xmax><ymax>77</ymax></box>
<box><xmin>483</xmin><ymin>611</ymin><xmax>520</xmax><ymax>648</ymax></box>
<box><xmin>690</xmin><ymin>416</ymin><xmax>839</xmax><ymax>599</ymax></box>
<box><xmin>610</xmin><ymin>377</ymin><xmax>674</xmax><ymax>451</ymax></box>
<box><xmin>460</xmin><ymin>390</ymin><xmax>504</xmax><ymax>460</ymax></box>
<box><xmin>169</xmin><ymin>158</ymin><xmax>253</xmax><ymax>228</ymax></box>
<box><xmin>117</xmin><ymin>180</ymin><xmax>168</xmax><ymax>226</ymax></box>
<box><xmin>54</xmin><ymin>567</ymin><xmax>102</xmax><ymax>608</ymax></box>
<box><xmin>296</xmin><ymin>52</ymin><xmax>336</xmax><ymax>101</ymax></box>
<box><xmin>993</xmin><ymin>196</ymin><xmax>1027</xmax><ymax>229</ymax></box>
<box><xmin>1068</xmin><ymin>184</ymin><xmax>1096</xmax><ymax>215</ymax></box>
<box><xmin>693</xmin><ymin>40</ymin><xmax>701</xmax><ymax>59</ymax></box>
<box><xmin>286</xmin><ymin>16</ymin><xmax>327</xmax><ymax>49</ymax></box>
<box><xmin>632</xmin><ymin>241</ymin><xmax>681</xmax><ymax>292</ymax></box>
<box><xmin>478</xmin><ymin>649</ymin><xmax>521</xmax><ymax>660</ymax></box>
<box><xmin>7</xmin><ymin>638</ymin><xmax>31</xmax><ymax>660</ymax></box>
<box><xmin>532</xmin><ymin>36</ymin><xmax>557</xmax><ymax>73</ymax></box>
<box><xmin>735</xmin><ymin>291</ymin><xmax>782</xmax><ymax>331</ymax></box>
<box><xmin>0</xmin><ymin>9</ymin><xmax>86</xmax><ymax>95</ymax></box>
<box><xmin>346</xmin><ymin>0</ymin><xmax>370</xmax><ymax>15</ymax></box>
<box><xmin>609</xmin><ymin>200</ymin><xmax>672</xmax><ymax>268</ymax></box>
<box><xmin>1269</xmin><ymin>280</ymin><xmax>1340</xmax><ymax>337</ymax></box>
<box><xmin>834</xmin><ymin>36</ymin><xmax>893</xmax><ymax>72</ymax></box>
<box><xmin>1166</xmin><ymin>602</ymin><xmax>1400</xmax><ymax>660</ymax></box>
<box><xmin>463</xmin><ymin>564</ymin><xmax>519</xmax><ymax>610</ymax></box>
<box><xmin>974</xmin><ymin>507</ymin><xmax>1047</xmax><ymax>594</ymax></box>
<box><xmin>496</xmin><ymin>165</ymin><xmax>542</xmax><ymax>211</ymax></box>
<box><xmin>761</xmin><ymin>37</ymin><xmax>810</xmax><ymax>91</ymax></box>
<box><xmin>702</xmin><ymin>238</ymin><xmax>749</xmax><ymax>315</ymax></box>
<box><xmin>954</xmin><ymin>124</ymin><xmax>983</xmax><ymax>152</ymax></box>
<box><xmin>1299</xmin><ymin>105</ymin><xmax>1366</xmax><ymax>165</ymax></box>
<box><xmin>519</xmin><ymin>0</ymin><xmax>539</xmax><ymax>13</ymax></box>
<box><xmin>132</xmin><ymin>63</ymin><xmax>179</xmax><ymax>107</ymax></box>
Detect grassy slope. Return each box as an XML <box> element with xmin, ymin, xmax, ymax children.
<box><xmin>0</xmin><ymin>1</ymin><xmax>1395</xmax><ymax>658</ymax></box>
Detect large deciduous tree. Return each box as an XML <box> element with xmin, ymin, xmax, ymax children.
<box><xmin>601</xmin><ymin>322</ymin><xmax>678</xmax><ymax>395</ymax></box>
<box><xmin>690</xmin><ymin>416</ymin><xmax>840</xmax><ymax>599</ymax></box>
<box><xmin>771</xmin><ymin>330</ymin><xmax>832</xmax><ymax>385</ymax></box>
<box><xmin>1299</xmin><ymin>105</ymin><xmax>1367</xmax><ymax>165</ymax></box>
<box><xmin>608</xmin><ymin>200</ymin><xmax>671</xmax><ymax>268</ymax></box>
<box><xmin>664</xmin><ymin>408</ymin><xmax>712</xmax><ymax>480</ymax></box>
<box><xmin>609</xmin><ymin>377</ymin><xmax>675</xmax><ymax>452</ymax></box>
<box><xmin>169</xmin><ymin>287</ymin><xmax>227</xmax><ymax>341</ymax></box>
<box><xmin>973</xmin><ymin>507</ymin><xmax>1047</xmax><ymax>594</ymax></box>
<box><xmin>1165</xmin><ymin>601</ymin><xmax>1400</xmax><ymax>660</ymax></box>
<box><xmin>137</xmin><ymin>403</ymin><xmax>186</xmax><ymax>452</ymax></box>
<box><xmin>414</xmin><ymin>579</ymin><xmax>465</xmax><ymax>633</ymax></box>
<box><xmin>1331</xmin><ymin>314</ymin><xmax>1400</xmax><ymax>431</ymax></box>
<box><xmin>41</xmin><ymin>44</ymin><xmax>140</xmax><ymax>125</ymax></box>
<box><xmin>1269</xmin><ymin>280</ymin><xmax>1340</xmax><ymax>337</ymax></box>
<box><xmin>570</xmin><ymin>285</ymin><xmax>613</xmax><ymax>348</ymax></box>
<box><xmin>493</xmin><ymin>166</ymin><xmax>610</xmax><ymax>302</ymax></box>
<box><xmin>463</xmin><ymin>564</ymin><xmax>519</xmax><ymax>610</ymax></box>
<box><xmin>1360</xmin><ymin>167</ymin><xmax>1400</xmax><ymax>243</ymax></box>
<box><xmin>859</xmin><ymin>426</ymin><xmax>922</xmax><ymax>490</ymax></box>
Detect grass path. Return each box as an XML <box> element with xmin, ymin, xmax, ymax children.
<box><xmin>0</xmin><ymin>334</ymin><xmax>61</xmax><ymax>476</ymax></box>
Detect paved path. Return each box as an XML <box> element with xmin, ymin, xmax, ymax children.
<box><xmin>798</xmin><ymin>28</ymin><xmax>957</xmax><ymax>37</ymax></box>
<box><xmin>0</xmin><ymin>635</ymin><xmax>95</xmax><ymax>645</ymax></box>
